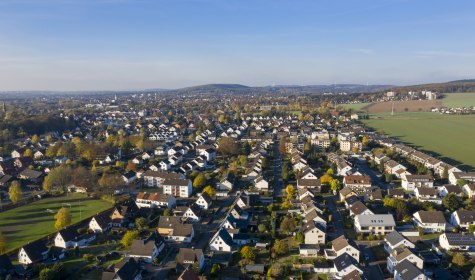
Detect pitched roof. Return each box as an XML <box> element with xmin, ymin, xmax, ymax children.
<box><xmin>394</xmin><ymin>260</ymin><xmax>423</xmax><ymax>280</ymax></box>
<box><xmin>198</xmin><ymin>192</ymin><xmax>212</xmax><ymax>204</ymax></box>
<box><xmin>385</xmin><ymin>231</ymin><xmax>408</xmax><ymax>246</ymax></box>
<box><xmin>332</xmin><ymin>235</ymin><xmax>358</xmax><ymax>252</ymax></box>
<box><xmin>130</xmin><ymin>236</ymin><xmax>163</xmax><ymax>256</ymax></box>
<box><xmin>349</xmin><ymin>201</ymin><xmax>370</xmax><ymax>215</ymax></box>
<box><xmin>415</xmin><ymin>210</ymin><xmax>446</xmax><ymax>224</ymax></box>
<box><xmin>334</xmin><ymin>253</ymin><xmax>361</xmax><ymax>271</ymax></box>
<box><xmin>21</xmin><ymin>240</ymin><xmax>48</xmax><ymax>263</ymax></box>
<box><xmin>177</xmin><ymin>248</ymin><xmax>203</xmax><ymax>264</ymax></box>
<box><xmin>355</xmin><ymin>214</ymin><xmax>395</xmax><ymax>227</ymax></box>
<box><xmin>455</xmin><ymin>210</ymin><xmax>475</xmax><ymax>223</ymax></box>
<box><xmin>178</xmin><ymin>265</ymin><xmax>200</xmax><ymax>280</ymax></box>
<box><xmin>344</xmin><ymin>175</ymin><xmax>371</xmax><ymax>185</ymax></box>
<box><xmin>442</xmin><ymin>233</ymin><xmax>475</xmax><ymax>246</ymax></box>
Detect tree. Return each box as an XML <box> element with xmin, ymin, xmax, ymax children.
<box><xmin>362</xmin><ymin>136</ymin><xmax>369</xmax><ymax>147</ymax></box>
<box><xmin>273</xmin><ymin>239</ymin><xmax>289</xmax><ymax>255</ymax></box>
<box><xmin>0</xmin><ymin>231</ymin><xmax>6</xmax><ymax>254</ymax></box>
<box><xmin>285</xmin><ymin>184</ymin><xmax>295</xmax><ymax>199</ymax></box>
<box><xmin>98</xmin><ymin>172</ymin><xmax>124</xmax><ymax>189</ymax></box>
<box><xmin>135</xmin><ymin>217</ymin><xmax>148</xmax><ymax>230</ymax></box>
<box><xmin>330</xmin><ymin>179</ymin><xmax>340</xmax><ymax>192</ymax></box>
<box><xmin>281</xmin><ymin>162</ymin><xmax>290</xmax><ymax>181</ymax></box>
<box><xmin>470</xmin><ymin>266</ymin><xmax>475</xmax><ymax>280</ymax></box>
<box><xmin>267</xmin><ymin>203</ymin><xmax>275</xmax><ymax>212</ymax></box>
<box><xmin>320</xmin><ymin>174</ymin><xmax>332</xmax><ymax>185</ymax></box>
<box><xmin>54</xmin><ymin>207</ymin><xmax>72</xmax><ymax>230</ymax></box>
<box><xmin>203</xmin><ymin>185</ymin><xmax>216</xmax><ymax>197</ymax></box>
<box><xmin>39</xmin><ymin>268</ymin><xmax>54</xmax><ymax>280</ymax></box>
<box><xmin>469</xmin><ymin>224</ymin><xmax>475</xmax><ymax>234</ymax></box>
<box><xmin>326</xmin><ymin>168</ymin><xmax>334</xmax><ymax>175</ymax></box>
<box><xmin>23</xmin><ymin>148</ymin><xmax>33</xmax><ymax>157</ymax></box>
<box><xmin>452</xmin><ymin>253</ymin><xmax>466</xmax><ymax>267</ymax></box>
<box><xmin>294</xmin><ymin>231</ymin><xmax>304</xmax><ymax>244</ymax></box>
<box><xmin>71</xmin><ymin>166</ymin><xmax>97</xmax><ymax>191</ymax></box>
<box><xmin>280</xmin><ymin>199</ymin><xmax>292</xmax><ymax>210</ymax></box>
<box><xmin>458</xmin><ymin>179</ymin><xmax>468</xmax><ymax>187</ymax></box>
<box><xmin>8</xmin><ymin>181</ymin><xmax>22</xmax><ymax>204</ymax></box>
<box><xmin>193</xmin><ymin>173</ymin><xmax>206</xmax><ymax>189</ymax></box>
<box><xmin>43</xmin><ymin>165</ymin><xmax>72</xmax><ymax>192</ymax></box>
<box><xmin>31</xmin><ymin>134</ymin><xmax>39</xmax><ymax>144</ymax></box>
<box><xmin>280</xmin><ymin>216</ymin><xmax>296</xmax><ymax>234</ymax></box>
<box><xmin>258</xmin><ymin>223</ymin><xmax>267</xmax><ymax>233</ymax></box>
<box><xmin>442</xmin><ymin>166</ymin><xmax>449</xmax><ymax>180</ymax></box>
<box><xmin>268</xmin><ymin>263</ymin><xmax>284</xmax><ymax>277</ymax></box>
<box><xmin>217</xmin><ymin>137</ymin><xmax>239</xmax><ymax>156</ymax></box>
<box><xmin>121</xmin><ymin>230</ymin><xmax>139</xmax><ymax>247</ymax></box>
<box><xmin>163</xmin><ymin>208</ymin><xmax>173</xmax><ymax>216</ymax></box>
<box><xmin>240</xmin><ymin>246</ymin><xmax>255</xmax><ymax>260</ymax></box>
<box><xmin>443</xmin><ymin>193</ymin><xmax>461</xmax><ymax>212</ymax></box>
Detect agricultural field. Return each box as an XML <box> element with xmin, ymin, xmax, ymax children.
<box><xmin>363</xmin><ymin>112</ymin><xmax>475</xmax><ymax>169</ymax></box>
<box><xmin>364</xmin><ymin>100</ymin><xmax>442</xmax><ymax>113</ymax></box>
<box><xmin>0</xmin><ymin>193</ymin><xmax>113</xmax><ymax>252</ymax></box>
<box><xmin>441</xmin><ymin>92</ymin><xmax>475</xmax><ymax>108</ymax></box>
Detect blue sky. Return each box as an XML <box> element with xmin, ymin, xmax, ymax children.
<box><xmin>0</xmin><ymin>0</ymin><xmax>474</xmax><ymax>90</ymax></box>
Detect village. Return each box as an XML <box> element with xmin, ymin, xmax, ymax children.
<box><xmin>1</xmin><ymin>92</ymin><xmax>475</xmax><ymax>280</ymax></box>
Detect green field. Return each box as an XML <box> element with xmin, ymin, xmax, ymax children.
<box><xmin>0</xmin><ymin>193</ymin><xmax>113</xmax><ymax>252</ymax></box>
<box><xmin>341</xmin><ymin>102</ymin><xmax>371</xmax><ymax>111</ymax></box>
<box><xmin>441</xmin><ymin>92</ymin><xmax>475</xmax><ymax>108</ymax></box>
<box><xmin>363</xmin><ymin>112</ymin><xmax>475</xmax><ymax>169</ymax></box>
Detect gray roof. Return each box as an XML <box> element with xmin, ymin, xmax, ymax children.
<box><xmin>385</xmin><ymin>231</ymin><xmax>408</xmax><ymax>246</ymax></box>
<box><xmin>355</xmin><ymin>214</ymin><xmax>395</xmax><ymax>227</ymax></box>
<box><xmin>455</xmin><ymin>210</ymin><xmax>475</xmax><ymax>223</ymax></box>
<box><xmin>394</xmin><ymin>260</ymin><xmax>423</xmax><ymax>280</ymax></box>
<box><xmin>415</xmin><ymin>210</ymin><xmax>446</xmax><ymax>224</ymax></box>
<box><xmin>334</xmin><ymin>253</ymin><xmax>361</xmax><ymax>271</ymax></box>
<box><xmin>443</xmin><ymin>233</ymin><xmax>475</xmax><ymax>246</ymax></box>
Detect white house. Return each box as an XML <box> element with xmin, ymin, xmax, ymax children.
<box><xmin>129</xmin><ymin>237</ymin><xmax>165</xmax><ymax>263</ymax></box>
<box><xmin>196</xmin><ymin>192</ymin><xmax>212</xmax><ymax>210</ymax></box>
<box><xmin>439</xmin><ymin>232</ymin><xmax>475</xmax><ymax>251</ymax></box>
<box><xmin>55</xmin><ymin>228</ymin><xmax>95</xmax><ymax>249</ymax></box>
<box><xmin>162</xmin><ymin>179</ymin><xmax>193</xmax><ymax>198</ymax></box>
<box><xmin>402</xmin><ymin>174</ymin><xmax>434</xmax><ymax>191</ymax></box>
<box><xmin>183</xmin><ymin>204</ymin><xmax>203</xmax><ymax>222</ymax></box>
<box><xmin>209</xmin><ymin>229</ymin><xmax>235</xmax><ymax>252</ymax></box>
<box><xmin>393</xmin><ymin>260</ymin><xmax>427</xmax><ymax>280</ymax></box>
<box><xmin>413</xmin><ymin>210</ymin><xmax>446</xmax><ymax>233</ymax></box>
<box><xmin>449</xmin><ymin>210</ymin><xmax>475</xmax><ymax>229</ymax></box>
<box><xmin>387</xmin><ymin>248</ymin><xmax>423</xmax><ymax>274</ymax></box>
<box><xmin>18</xmin><ymin>241</ymin><xmax>48</xmax><ymax>264</ymax></box>
<box><xmin>89</xmin><ymin>213</ymin><xmax>111</xmax><ymax>233</ymax></box>
<box><xmin>384</xmin><ymin>231</ymin><xmax>415</xmax><ymax>254</ymax></box>
<box><xmin>135</xmin><ymin>192</ymin><xmax>177</xmax><ymax>209</ymax></box>
<box><xmin>354</xmin><ymin>214</ymin><xmax>395</xmax><ymax>235</ymax></box>
<box><xmin>302</xmin><ymin>221</ymin><xmax>326</xmax><ymax>244</ymax></box>
<box><xmin>463</xmin><ymin>184</ymin><xmax>475</xmax><ymax>198</ymax></box>
<box><xmin>253</xmin><ymin>176</ymin><xmax>269</xmax><ymax>191</ymax></box>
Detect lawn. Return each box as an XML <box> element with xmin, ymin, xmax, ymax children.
<box><xmin>441</xmin><ymin>92</ymin><xmax>475</xmax><ymax>108</ymax></box>
<box><xmin>0</xmin><ymin>193</ymin><xmax>113</xmax><ymax>252</ymax></box>
<box><xmin>363</xmin><ymin>112</ymin><xmax>475</xmax><ymax>169</ymax></box>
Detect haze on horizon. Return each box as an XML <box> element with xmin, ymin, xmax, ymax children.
<box><xmin>0</xmin><ymin>0</ymin><xmax>474</xmax><ymax>91</ymax></box>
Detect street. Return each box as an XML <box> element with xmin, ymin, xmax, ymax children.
<box><xmin>273</xmin><ymin>138</ymin><xmax>284</xmax><ymax>198</ymax></box>
<box><xmin>325</xmin><ymin>196</ymin><xmax>345</xmax><ymax>238</ymax></box>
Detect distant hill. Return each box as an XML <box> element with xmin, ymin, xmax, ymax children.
<box><xmin>390</xmin><ymin>79</ymin><xmax>475</xmax><ymax>93</ymax></box>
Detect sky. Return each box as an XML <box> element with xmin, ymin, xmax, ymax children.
<box><xmin>0</xmin><ymin>0</ymin><xmax>475</xmax><ymax>91</ymax></box>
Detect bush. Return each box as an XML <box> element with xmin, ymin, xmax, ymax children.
<box><xmin>83</xmin><ymin>253</ymin><xmax>95</xmax><ymax>262</ymax></box>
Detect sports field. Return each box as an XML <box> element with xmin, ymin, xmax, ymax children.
<box><xmin>0</xmin><ymin>193</ymin><xmax>113</xmax><ymax>252</ymax></box>
<box><xmin>441</xmin><ymin>92</ymin><xmax>475</xmax><ymax>108</ymax></box>
<box><xmin>363</xmin><ymin>112</ymin><xmax>475</xmax><ymax>169</ymax></box>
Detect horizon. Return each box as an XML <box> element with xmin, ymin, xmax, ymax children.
<box><xmin>1</xmin><ymin>0</ymin><xmax>475</xmax><ymax>91</ymax></box>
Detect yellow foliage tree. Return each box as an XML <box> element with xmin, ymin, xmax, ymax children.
<box><xmin>54</xmin><ymin>207</ymin><xmax>72</xmax><ymax>230</ymax></box>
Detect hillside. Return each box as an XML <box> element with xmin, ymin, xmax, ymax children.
<box><xmin>390</xmin><ymin>79</ymin><xmax>475</xmax><ymax>93</ymax></box>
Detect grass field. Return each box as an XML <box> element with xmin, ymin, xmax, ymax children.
<box><xmin>441</xmin><ymin>92</ymin><xmax>475</xmax><ymax>108</ymax></box>
<box><xmin>341</xmin><ymin>102</ymin><xmax>371</xmax><ymax>111</ymax></box>
<box><xmin>0</xmin><ymin>193</ymin><xmax>113</xmax><ymax>252</ymax></box>
<box><xmin>363</xmin><ymin>112</ymin><xmax>475</xmax><ymax>169</ymax></box>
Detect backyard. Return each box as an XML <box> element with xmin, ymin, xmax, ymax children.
<box><xmin>0</xmin><ymin>193</ymin><xmax>113</xmax><ymax>252</ymax></box>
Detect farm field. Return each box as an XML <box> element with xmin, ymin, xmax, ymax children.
<box><xmin>363</xmin><ymin>112</ymin><xmax>475</xmax><ymax>169</ymax></box>
<box><xmin>0</xmin><ymin>193</ymin><xmax>113</xmax><ymax>252</ymax></box>
<box><xmin>364</xmin><ymin>100</ymin><xmax>442</xmax><ymax>113</ymax></box>
<box><xmin>441</xmin><ymin>92</ymin><xmax>475</xmax><ymax>108</ymax></box>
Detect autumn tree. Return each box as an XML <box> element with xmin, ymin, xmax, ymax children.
<box><xmin>280</xmin><ymin>216</ymin><xmax>296</xmax><ymax>234</ymax></box>
<box><xmin>240</xmin><ymin>246</ymin><xmax>255</xmax><ymax>260</ymax></box>
<box><xmin>8</xmin><ymin>181</ymin><xmax>22</xmax><ymax>204</ymax></box>
<box><xmin>135</xmin><ymin>217</ymin><xmax>148</xmax><ymax>230</ymax></box>
<box><xmin>121</xmin><ymin>230</ymin><xmax>139</xmax><ymax>247</ymax></box>
<box><xmin>193</xmin><ymin>173</ymin><xmax>206</xmax><ymax>189</ymax></box>
<box><xmin>278</xmin><ymin>137</ymin><xmax>287</xmax><ymax>155</ymax></box>
<box><xmin>273</xmin><ymin>239</ymin><xmax>288</xmax><ymax>255</ymax></box>
<box><xmin>31</xmin><ymin>134</ymin><xmax>39</xmax><ymax>144</ymax></box>
<box><xmin>452</xmin><ymin>253</ymin><xmax>466</xmax><ymax>267</ymax></box>
<box><xmin>0</xmin><ymin>231</ymin><xmax>6</xmax><ymax>254</ymax></box>
<box><xmin>217</xmin><ymin>137</ymin><xmax>239</xmax><ymax>156</ymax></box>
<box><xmin>99</xmin><ymin>172</ymin><xmax>124</xmax><ymax>189</ymax></box>
<box><xmin>23</xmin><ymin>148</ymin><xmax>33</xmax><ymax>158</ymax></box>
<box><xmin>54</xmin><ymin>207</ymin><xmax>72</xmax><ymax>230</ymax></box>
<box><xmin>320</xmin><ymin>174</ymin><xmax>332</xmax><ymax>185</ymax></box>
<box><xmin>71</xmin><ymin>166</ymin><xmax>97</xmax><ymax>190</ymax></box>
<box><xmin>43</xmin><ymin>165</ymin><xmax>72</xmax><ymax>192</ymax></box>
<box><xmin>285</xmin><ymin>184</ymin><xmax>294</xmax><ymax>199</ymax></box>
<box><xmin>362</xmin><ymin>136</ymin><xmax>369</xmax><ymax>147</ymax></box>
<box><xmin>330</xmin><ymin>179</ymin><xmax>341</xmax><ymax>192</ymax></box>
<box><xmin>203</xmin><ymin>185</ymin><xmax>216</xmax><ymax>197</ymax></box>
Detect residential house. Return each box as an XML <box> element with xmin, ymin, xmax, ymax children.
<box><xmin>297</xmin><ymin>178</ymin><xmax>321</xmax><ymax>192</ymax></box>
<box><xmin>157</xmin><ymin>216</ymin><xmax>194</xmax><ymax>243</ymax></box>
<box><xmin>393</xmin><ymin>260</ymin><xmax>427</xmax><ymax>280</ymax></box>
<box><xmin>302</xmin><ymin>221</ymin><xmax>326</xmax><ymax>244</ymax></box>
<box><xmin>463</xmin><ymin>184</ymin><xmax>475</xmax><ymax>198</ymax></box>
<box><xmin>135</xmin><ymin>192</ymin><xmax>177</xmax><ymax>209</ymax></box>
<box><xmin>299</xmin><ymin>244</ymin><xmax>320</xmax><ymax>257</ymax></box>
<box><xmin>163</xmin><ymin>179</ymin><xmax>193</xmax><ymax>198</ymax></box>
<box><xmin>143</xmin><ymin>170</ymin><xmax>184</xmax><ymax>188</ymax></box>
<box><xmin>354</xmin><ymin>214</ymin><xmax>395</xmax><ymax>235</ymax></box>
<box><xmin>384</xmin><ymin>231</ymin><xmax>415</xmax><ymax>253</ymax></box>
<box><xmin>401</xmin><ymin>175</ymin><xmax>433</xmax><ymax>191</ymax></box>
<box><xmin>387</xmin><ymin>248</ymin><xmax>424</xmax><ymax>274</ymax></box>
<box><xmin>183</xmin><ymin>204</ymin><xmax>204</xmax><ymax>223</ymax></box>
<box><xmin>18</xmin><ymin>240</ymin><xmax>48</xmax><ymax>264</ymax></box>
<box><xmin>449</xmin><ymin>210</ymin><xmax>475</xmax><ymax>229</ymax></box>
<box><xmin>449</xmin><ymin>172</ymin><xmax>475</xmax><ymax>186</ymax></box>
<box><xmin>333</xmin><ymin>253</ymin><xmax>363</xmax><ymax>278</ymax></box>
<box><xmin>177</xmin><ymin>265</ymin><xmax>200</xmax><ymax>280</ymax></box>
<box><xmin>325</xmin><ymin>235</ymin><xmax>360</xmax><ymax>261</ymax></box>
<box><xmin>129</xmin><ymin>236</ymin><xmax>165</xmax><ymax>263</ymax></box>
<box><xmin>253</xmin><ymin>176</ymin><xmax>269</xmax><ymax>191</ymax></box>
<box><xmin>55</xmin><ymin>227</ymin><xmax>95</xmax><ymax>249</ymax></box>
<box><xmin>413</xmin><ymin>210</ymin><xmax>446</xmax><ymax>233</ymax></box>
<box><xmin>89</xmin><ymin>212</ymin><xmax>112</xmax><ymax>233</ymax></box>
<box><xmin>196</xmin><ymin>192</ymin><xmax>212</xmax><ymax>210</ymax></box>
<box><xmin>414</xmin><ymin>187</ymin><xmax>441</xmax><ymax>204</ymax></box>
<box><xmin>101</xmin><ymin>257</ymin><xmax>142</xmax><ymax>280</ymax></box>
<box><xmin>438</xmin><ymin>184</ymin><xmax>463</xmax><ymax>198</ymax></box>
<box><xmin>343</xmin><ymin>175</ymin><xmax>372</xmax><ymax>195</ymax></box>
<box><xmin>387</xmin><ymin>189</ymin><xmax>405</xmax><ymax>199</ymax></box>
<box><xmin>177</xmin><ymin>248</ymin><xmax>205</xmax><ymax>272</ymax></box>
<box><xmin>209</xmin><ymin>229</ymin><xmax>236</xmax><ymax>252</ymax></box>
<box><xmin>349</xmin><ymin>201</ymin><xmax>374</xmax><ymax>217</ymax></box>
<box><xmin>439</xmin><ymin>232</ymin><xmax>475</xmax><ymax>251</ymax></box>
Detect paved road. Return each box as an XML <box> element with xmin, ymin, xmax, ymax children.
<box><xmin>356</xmin><ymin>158</ymin><xmax>388</xmax><ymax>190</ymax></box>
<box><xmin>325</xmin><ymin>196</ymin><xmax>345</xmax><ymax>238</ymax></box>
<box><xmin>273</xmin><ymin>138</ymin><xmax>284</xmax><ymax>198</ymax></box>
